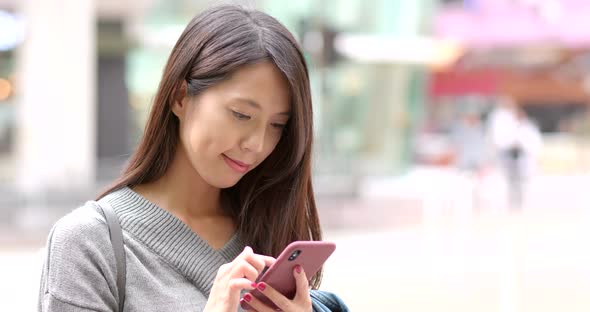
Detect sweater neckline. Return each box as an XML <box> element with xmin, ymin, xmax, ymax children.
<box><xmin>100</xmin><ymin>186</ymin><xmax>244</xmax><ymax>294</ymax></box>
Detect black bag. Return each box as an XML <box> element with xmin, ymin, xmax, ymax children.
<box><xmin>507</xmin><ymin>144</ymin><xmax>522</xmax><ymax>160</ymax></box>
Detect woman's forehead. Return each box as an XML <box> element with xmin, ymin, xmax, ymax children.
<box><xmin>218</xmin><ymin>62</ymin><xmax>291</xmax><ymax>111</ymax></box>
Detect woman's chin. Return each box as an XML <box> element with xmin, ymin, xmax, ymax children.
<box><xmin>209</xmin><ymin>176</ymin><xmax>242</xmax><ymax>189</ymax></box>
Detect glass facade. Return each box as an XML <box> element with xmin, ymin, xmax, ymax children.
<box><xmin>262</xmin><ymin>0</ymin><xmax>434</xmax><ymax>181</ymax></box>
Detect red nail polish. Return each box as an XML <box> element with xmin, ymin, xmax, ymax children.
<box><xmin>257</xmin><ymin>283</ymin><xmax>266</xmax><ymax>291</ymax></box>
<box><xmin>251</xmin><ymin>282</ymin><xmax>257</xmax><ymax>288</ymax></box>
<box><xmin>243</xmin><ymin>294</ymin><xmax>252</xmax><ymax>302</ymax></box>
<box><xmin>295</xmin><ymin>265</ymin><xmax>302</xmax><ymax>274</ymax></box>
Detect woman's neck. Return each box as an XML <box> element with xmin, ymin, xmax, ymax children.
<box><xmin>134</xmin><ymin>148</ymin><xmax>224</xmax><ymax>220</ymax></box>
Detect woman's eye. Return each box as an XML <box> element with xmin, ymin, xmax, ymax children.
<box><xmin>272</xmin><ymin>123</ymin><xmax>287</xmax><ymax>130</ymax></box>
<box><xmin>232</xmin><ymin>111</ymin><xmax>251</xmax><ymax>120</ymax></box>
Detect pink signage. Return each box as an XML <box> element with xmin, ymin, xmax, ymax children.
<box><xmin>434</xmin><ymin>0</ymin><xmax>590</xmax><ymax>48</ymax></box>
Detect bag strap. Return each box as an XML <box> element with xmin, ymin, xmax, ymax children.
<box><xmin>95</xmin><ymin>201</ymin><xmax>126</xmax><ymax>311</ymax></box>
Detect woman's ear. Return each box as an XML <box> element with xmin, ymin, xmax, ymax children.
<box><xmin>171</xmin><ymin>81</ymin><xmax>188</xmax><ymax>119</ymax></box>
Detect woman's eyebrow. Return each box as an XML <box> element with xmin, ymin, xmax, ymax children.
<box><xmin>235</xmin><ymin>97</ymin><xmax>291</xmax><ymax>116</ymax></box>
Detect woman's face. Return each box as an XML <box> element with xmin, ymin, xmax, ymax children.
<box><xmin>173</xmin><ymin>61</ymin><xmax>291</xmax><ymax>188</ymax></box>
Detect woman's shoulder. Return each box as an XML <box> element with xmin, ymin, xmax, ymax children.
<box><xmin>44</xmin><ymin>201</ymin><xmax>115</xmax><ymax>285</ymax></box>
<box><xmin>41</xmin><ymin>201</ymin><xmax>119</xmax><ymax>310</ymax></box>
<box><xmin>48</xmin><ymin>201</ymin><xmax>109</xmax><ymax>249</ymax></box>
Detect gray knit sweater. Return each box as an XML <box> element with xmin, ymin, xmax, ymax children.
<box><xmin>38</xmin><ymin>187</ymin><xmax>245</xmax><ymax>311</ymax></box>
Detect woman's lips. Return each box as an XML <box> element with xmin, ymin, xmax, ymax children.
<box><xmin>222</xmin><ymin>154</ymin><xmax>251</xmax><ymax>173</ymax></box>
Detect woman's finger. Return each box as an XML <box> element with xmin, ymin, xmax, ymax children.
<box><xmin>230</xmin><ymin>260</ymin><xmax>261</xmax><ymax>283</ymax></box>
<box><xmin>255</xmin><ymin>254</ymin><xmax>277</xmax><ymax>268</ymax></box>
<box><xmin>242</xmin><ymin>292</ymin><xmax>278</xmax><ymax>312</ymax></box>
<box><xmin>234</xmin><ymin>246</ymin><xmax>255</xmax><ymax>263</ymax></box>
<box><xmin>293</xmin><ymin>265</ymin><xmax>312</xmax><ymax>305</ymax></box>
<box><xmin>227</xmin><ymin>277</ymin><xmax>258</xmax><ymax>292</ymax></box>
<box><xmin>235</xmin><ymin>246</ymin><xmax>277</xmax><ymax>272</ymax></box>
<box><xmin>243</xmin><ymin>252</ymin><xmax>274</xmax><ymax>275</ymax></box>
<box><xmin>254</xmin><ymin>282</ymin><xmax>292</xmax><ymax>311</ymax></box>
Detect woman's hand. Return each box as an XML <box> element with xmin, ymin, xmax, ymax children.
<box><xmin>203</xmin><ymin>246</ymin><xmax>276</xmax><ymax>312</ymax></box>
<box><xmin>242</xmin><ymin>265</ymin><xmax>312</xmax><ymax>312</ymax></box>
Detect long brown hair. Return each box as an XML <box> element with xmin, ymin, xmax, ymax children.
<box><xmin>98</xmin><ymin>6</ymin><xmax>323</xmax><ymax>287</ymax></box>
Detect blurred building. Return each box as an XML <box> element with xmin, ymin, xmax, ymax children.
<box><xmin>0</xmin><ymin>0</ymin><xmax>446</xmax><ymax>210</ymax></box>
<box><xmin>263</xmin><ymin>0</ymin><xmax>439</xmax><ymax>194</ymax></box>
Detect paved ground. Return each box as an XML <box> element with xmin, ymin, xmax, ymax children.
<box><xmin>318</xmin><ymin>173</ymin><xmax>590</xmax><ymax>311</ymax></box>
<box><xmin>321</xmin><ymin>212</ymin><xmax>590</xmax><ymax>311</ymax></box>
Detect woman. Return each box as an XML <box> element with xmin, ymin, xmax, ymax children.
<box><xmin>38</xmin><ymin>5</ymin><xmax>341</xmax><ymax>312</ymax></box>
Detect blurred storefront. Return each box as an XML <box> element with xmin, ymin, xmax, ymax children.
<box><xmin>424</xmin><ymin>0</ymin><xmax>590</xmax><ymax>173</ymax></box>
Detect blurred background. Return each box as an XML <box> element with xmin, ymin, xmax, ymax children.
<box><xmin>2</xmin><ymin>0</ymin><xmax>590</xmax><ymax>311</ymax></box>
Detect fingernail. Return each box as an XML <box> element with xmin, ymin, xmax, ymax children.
<box><xmin>295</xmin><ymin>265</ymin><xmax>302</xmax><ymax>274</ymax></box>
<box><xmin>257</xmin><ymin>283</ymin><xmax>266</xmax><ymax>291</ymax></box>
<box><xmin>251</xmin><ymin>282</ymin><xmax>257</xmax><ymax>288</ymax></box>
<box><xmin>243</xmin><ymin>293</ymin><xmax>252</xmax><ymax>302</ymax></box>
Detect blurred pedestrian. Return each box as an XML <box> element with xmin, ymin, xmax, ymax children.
<box><xmin>451</xmin><ymin>108</ymin><xmax>488</xmax><ymax>174</ymax></box>
<box><xmin>569</xmin><ymin>109</ymin><xmax>590</xmax><ymax>172</ymax></box>
<box><xmin>38</xmin><ymin>5</ymin><xmax>346</xmax><ymax>312</ymax></box>
<box><xmin>489</xmin><ymin>100</ymin><xmax>542</xmax><ymax>211</ymax></box>
<box><xmin>450</xmin><ymin>108</ymin><xmax>490</xmax><ymax>212</ymax></box>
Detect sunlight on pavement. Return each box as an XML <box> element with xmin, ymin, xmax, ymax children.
<box><xmin>323</xmin><ymin>212</ymin><xmax>590</xmax><ymax>312</ymax></box>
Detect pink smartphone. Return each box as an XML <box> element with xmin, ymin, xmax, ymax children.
<box><xmin>240</xmin><ymin>240</ymin><xmax>336</xmax><ymax>310</ymax></box>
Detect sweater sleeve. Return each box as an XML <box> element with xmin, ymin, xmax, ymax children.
<box><xmin>38</xmin><ymin>203</ymin><xmax>120</xmax><ymax>312</ymax></box>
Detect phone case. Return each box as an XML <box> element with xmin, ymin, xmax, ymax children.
<box><xmin>240</xmin><ymin>240</ymin><xmax>336</xmax><ymax>310</ymax></box>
